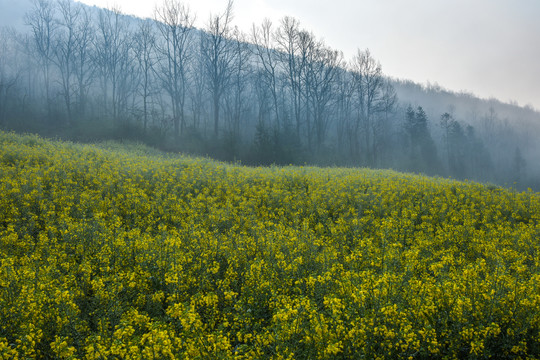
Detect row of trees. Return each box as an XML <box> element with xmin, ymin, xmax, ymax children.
<box><xmin>0</xmin><ymin>0</ymin><xmax>535</xmax><ymax>189</ymax></box>
<box><xmin>1</xmin><ymin>0</ymin><xmax>399</xmax><ymax>158</ymax></box>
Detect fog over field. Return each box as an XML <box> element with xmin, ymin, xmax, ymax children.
<box><xmin>1</xmin><ymin>0</ymin><xmax>539</xmax><ymax>189</ymax></box>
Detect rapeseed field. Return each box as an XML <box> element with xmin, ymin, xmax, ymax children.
<box><xmin>1</xmin><ymin>131</ymin><xmax>539</xmax><ymax>359</ymax></box>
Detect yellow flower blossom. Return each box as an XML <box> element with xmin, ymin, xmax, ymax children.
<box><xmin>1</xmin><ymin>131</ymin><xmax>540</xmax><ymax>359</ymax></box>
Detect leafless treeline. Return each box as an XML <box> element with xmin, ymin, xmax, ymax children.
<box><xmin>0</xmin><ymin>0</ymin><xmax>538</xmax><ymax>189</ymax></box>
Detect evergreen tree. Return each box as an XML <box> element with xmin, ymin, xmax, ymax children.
<box><xmin>404</xmin><ymin>105</ymin><xmax>438</xmax><ymax>174</ymax></box>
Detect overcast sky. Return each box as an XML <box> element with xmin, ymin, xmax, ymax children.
<box><xmin>72</xmin><ymin>0</ymin><xmax>539</xmax><ymax>110</ymax></box>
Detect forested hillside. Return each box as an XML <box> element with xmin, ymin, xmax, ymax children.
<box><xmin>0</xmin><ymin>0</ymin><xmax>539</xmax><ymax>189</ymax></box>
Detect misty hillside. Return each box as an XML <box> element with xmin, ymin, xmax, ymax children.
<box><xmin>392</xmin><ymin>79</ymin><xmax>540</xmax><ymax>182</ymax></box>
<box><xmin>0</xmin><ymin>0</ymin><xmax>539</xmax><ymax>190</ymax></box>
<box><xmin>393</xmin><ymin>79</ymin><xmax>540</xmax><ymax>144</ymax></box>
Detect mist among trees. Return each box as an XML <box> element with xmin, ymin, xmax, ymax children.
<box><xmin>1</xmin><ymin>0</ymin><xmax>539</xmax><ymax>190</ymax></box>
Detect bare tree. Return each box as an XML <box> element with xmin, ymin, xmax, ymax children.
<box><xmin>275</xmin><ymin>16</ymin><xmax>305</xmax><ymax>139</ymax></box>
<box><xmin>224</xmin><ymin>27</ymin><xmax>251</xmax><ymax>141</ymax></box>
<box><xmin>0</xmin><ymin>29</ymin><xmax>21</xmax><ymax>126</ymax></box>
<box><xmin>52</xmin><ymin>0</ymin><xmax>82</xmax><ymax>124</ymax></box>
<box><xmin>252</xmin><ymin>68</ymin><xmax>272</xmax><ymax>129</ymax></box>
<box><xmin>94</xmin><ymin>6</ymin><xmax>134</xmax><ymax>121</ymax></box>
<box><xmin>25</xmin><ymin>0</ymin><xmax>56</xmax><ymax>121</ymax></box>
<box><xmin>440</xmin><ymin>112</ymin><xmax>454</xmax><ymax>170</ymax></box>
<box><xmin>72</xmin><ymin>5</ymin><xmax>94</xmax><ymax>118</ymax></box>
<box><xmin>481</xmin><ymin>106</ymin><xmax>498</xmax><ymax>146</ymax></box>
<box><xmin>189</xmin><ymin>48</ymin><xmax>208</xmax><ymax>133</ymax></box>
<box><xmin>373</xmin><ymin>80</ymin><xmax>397</xmax><ymax>166</ymax></box>
<box><xmin>133</xmin><ymin>19</ymin><xmax>157</xmax><ymax>132</ymax></box>
<box><xmin>350</xmin><ymin>49</ymin><xmax>385</xmax><ymax>165</ymax></box>
<box><xmin>251</xmin><ymin>19</ymin><xmax>281</xmax><ymax>130</ymax></box>
<box><xmin>304</xmin><ymin>41</ymin><xmax>342</xmax><ymax>151</ymax></box>
<box><xmin>200</xmin><ymin>0</ymin><xmax>235</xmax><ymax>137</ymax></box>
<box><xmin>154</xmin><ymin>0</ymin><xmax>195</xmax><ymax>138</ymax></box>
<box><xmin>334</xmin><ymin>67</ymin><xmax>355</xmax><ymax>157</ymax></box>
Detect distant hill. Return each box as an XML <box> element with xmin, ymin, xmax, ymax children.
<box><xmin>392</xmin><ymin>78</ymin><xmax>540</xmax><ymax>127</ymax></box>
<box><xmin>392</xmin><ymin>79</ymin><xmax>540</xmax><ymax>180</ymax></box>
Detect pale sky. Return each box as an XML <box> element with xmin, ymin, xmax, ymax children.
<box><xmin>73</xmin><ymin>0</ymin><xmax>540</xmax><ymax>110</ymax></box>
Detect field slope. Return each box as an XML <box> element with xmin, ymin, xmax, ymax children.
<box><xmin>1</xmin><ymin>131</ymin><xmax>539</xmax><ymax>359</ymax></box>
